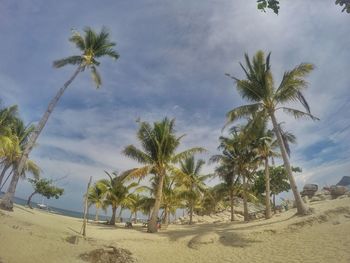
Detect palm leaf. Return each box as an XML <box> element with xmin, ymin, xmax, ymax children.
<box><xmin>53</xmin><ymin>56</ymin><xmax>83</xmax><ymax>68</ymax></box>
<box><xmin>90</xmin><ymin>65</ymin><xmax>102</xmax><ymax>88</ymax></box>
<box><xmin>280</xmin><ymin>107</ymin><xmax>319</xmax><ymax>121</ymax></box>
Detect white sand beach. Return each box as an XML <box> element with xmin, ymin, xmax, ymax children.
<box><xmin>1</xmin><ymin>197</ymin><xmax>350</xmax><ymax>263</ymax></box>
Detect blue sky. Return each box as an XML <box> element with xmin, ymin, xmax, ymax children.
<box><xmin>1</xmin><ymin>0</ymin><xmax>349</xmax><ymax>213</ymax></box>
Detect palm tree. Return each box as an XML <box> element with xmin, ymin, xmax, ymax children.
<box><xmin>123</xmin><ymin>118</ymin><xmax>205</xmax><ymax>232</ymax></box>
<box><xmin>218</xmin><ymin>127</ymin><xmax>259</xmax><ymax>221</ymax></box>
<box><xmin>0</xmin><ymin>105</ymin><xmax>19</xmax><ymax>159</ymax></box>
<box><xmin>225</xmin><ymin>51</ymin><xmax>318</xmax><ymax>215</ymax></box>
<box><xmin>127</xmin><ymin>194</ymin><xmax>144</xmax><ymax>222</ymax></box>
<box><xmin>210</xmin><ymin>151</ymin><xmax>238</xmax><ymax>221</ymax></box>
<box><xmin>173</xmin><ymin>156</ymin><xmax>208</xmax><ymax>224</ymax></box>
<box><xmin>0</xmin><ymin>118</ymin><xmax>40</xmax><ymax>190</ymax></box>
<box><xmin>88</xmin><ymin>183</ymin><xmax>107</xmax><ymax>221</ymax></box>
<box><xmin>0</xmin><ymin>27</ymin><xmax>119</xmax><ymax>211</ymax></box>
<box><xmin>97</xmin><ymin>171</ymin><xmax>137</xmax><ymax>226</ymax></box>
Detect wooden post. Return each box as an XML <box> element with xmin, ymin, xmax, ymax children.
<box><xmin>81</xmin><ymin>176</ymin><xmax>92</xmax><ymax>237</ymax></box>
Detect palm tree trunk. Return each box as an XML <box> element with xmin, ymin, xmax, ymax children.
<box><xmin>118</xmin><ymin>207</ymin><xmax>123</xmax><ymax>222</ymax></box>
<box><xmin>148</xmin><ymin>172</ymin><xmax>165</xmax><ymax>233</ymax></box>
<box><xmin>273</xmin><ymin>194</ymin><xmax>276</xmax><ymax>214</ymax></box>
<box><xmin>26</xmin><ymin>191</ymin><xmax>37</xmax><ymax>209</ymax></box>
<box><xmin>110</xmin><ymin>205</ymin><xmax>117</xmax><ymax>225</ymax></box>
<box><xmin>264</xmin><ymin>158</ymin><xmax>272</xmax><ymax>219</ymax></box>
<box><xmin>270</xmin><ymin>112</ymin><xmax>309</xmax><ymax>215</ymax></box>
<box><xmin>163</xmin><ymin>207</ymin><xmax>169</xmax><ymax>226</ymax></box>
<box><xmin>0</xmin><ymin>167</ymin><xmax>13</xmax><ymax>191</ymax></box>
<box><xmin>0</xmin><ymin>66</ymin><xmax>82</xmax><ymax>211</ymax></box>
<box><xmin>0</xmin><ymin>164</ymin><xmax>10</xmax><ymax>187</ymax></box>
<box><xmin>230</xmin><ymin>189</ymin><xmax>235</xmax><ymax>221</ymax></box>
<box><xmin>95</xmin><ymin>207</ymin><xmax>99</xmax><ymax>221</ymax></box>
<box><xmin>189</xmin><ymin>200</ymin><xmax>194</xmax><ymax>225</ymax></box>
<box><xmin>243</xmin><ymin>174</ymin><xmax>249</xmax><ymax>222</ymax></box>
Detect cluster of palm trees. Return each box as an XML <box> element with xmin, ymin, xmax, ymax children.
<box><xmin>0</xmin><ymin>26</ymin><xmax>318</xmax><ymax>235</ymax></box>
<box><xmin>87</xmin><ymin>118</ymin><xmax>208</xmax><ymax>232</ymax></box>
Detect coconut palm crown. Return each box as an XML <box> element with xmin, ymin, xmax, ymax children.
<box><xmin>53</xmin><ymin>26</ymin><xmax>119</xmax><ymax>88</ymax></box>
<box><xmin>225</xmin><ymin>50</ymin><xmax>318</xmax><ymax>215</ymax></box>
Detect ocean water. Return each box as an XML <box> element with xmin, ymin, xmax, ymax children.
<box><xmin>1</xmin><ymin>193</ymin><xmax>183</xmax><ymax>223</ymax></box>
<box><xmin>0</xmin><ymin>193</ymin><xmax>112</xmax><ymax>222</ymax></box>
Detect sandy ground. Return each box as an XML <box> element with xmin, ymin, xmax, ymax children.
<box><xmin>1</xmin><ymin>197</ymin><xmax>350</xmax><ymax>263</ymax></box>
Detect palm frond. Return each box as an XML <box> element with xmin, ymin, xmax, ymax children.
<box><xmin>123</xmin><ymin>166</ymin><xmax>152</xmax><ymax>179</ymax></box>
<box><xmin>171</xmin><ymin>147</ymin><xmax>206</xmax><ymax>163</ymax></box>
<box><xmin>90</xmin><ymin>65</ymin><xmax>102</xmax><ymax>88</ymax></box>
<box><xmin>69</xmin><ymin>30</ymin><xmax>85</xmax><ymax>50</ymax></box>
<box><xmin>280</xmin><ymin>107</ymin><xmax>319</xmax><ymax>121</ymax></box>
<box><xmin>225</xmin><ymin>103</ymin><xmax>263</xmax><ymax>127</ymax></box>
<box><xmin>53</xmin><ymin>56</ymin><xmax>83</xmax><ymax>68</ymax></box>
<box><xmin>123</xmin><ymin>145</ymin><xmax>152</xmax><ymax>164</ymax></box>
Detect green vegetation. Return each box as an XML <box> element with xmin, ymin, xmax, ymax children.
<box><xmin>225</xmin><ymin>50</ymin><xmax>318</xmax><ymax>215</ymax></box>
<box><xmin>256</xmin><ymin>0</ymin><xmax>350</xmax><ymax>14</ymax></box>
<box><xmin>27</xmin><ymin>178</ymin><xmax>64</xmax><ymax>209</ymax></box>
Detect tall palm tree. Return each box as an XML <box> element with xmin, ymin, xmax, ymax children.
<box><xmin>0</xmin><ymin>27</ymin><xmax>119</xmax><ymax>210</ymax></box>
<box><xmin>97</xmin><ymin>171</ymin><xmax>137</xmax><ymax>226</ymax></box>
<box><xmin>173</xmin><ymin>156</ymin><xmax>208</xmax><ymax>224</ymax></box>
<box><xmin>123</xmin><ymin>118</ymin><xmax>205</xmax><ymax>232</ymax></box>
<box><xmin>225</xmin><ymin>51</ymin><xmax>318</xmax><ymax>215</ymax></box>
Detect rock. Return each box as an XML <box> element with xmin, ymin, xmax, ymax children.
<box><xmin>310</xmin><ymin>196</ymin><xmax>322</xmax><ymax>202</ymax></box>
<box><xmin>330</xmin><ymin>185</ymin><xmax>348</xmax><ymax>197</ymax></box>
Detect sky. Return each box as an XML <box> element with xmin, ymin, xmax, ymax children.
<box><xmin>0</xmin><ymin>0</ymin><xmax>349</xmax><ymax>213</ymax></box>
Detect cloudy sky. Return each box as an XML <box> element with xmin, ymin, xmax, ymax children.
<box><xmin>0</xmin><ymin>0</ymin><xmax>349</xmax><ymax>212</ymax></box>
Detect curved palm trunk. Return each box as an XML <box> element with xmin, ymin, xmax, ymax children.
<box><xmin>264</xmin><ymin>158</ymin><xmax>272</xmax><ymax>219</ymax></box>
<box><xmin>26</xmin><ymin>191</ymin><xmax>37</xmax><ymax>209</ymax></box>
<box><xmin>110</xmin><ymin>205</ymin><xmax>117</xmax><ymax>225</ymax></box>
<box><xmin>230</xmin><ymin>189</ymin><xmax>235</xmax><ymax>221</ymax></box>
<box><xmin>270</xmin><ymin>112</ymin><xmax>309</xmax><ymax>215</ymax></box>
<box><xmin>0</xmin><ymin>66</ymin><xmax>81</xmax><ymax>211</ymax></box>
<box><xmin>242</xmin><ymin>174</ymin><xmax>249</xmax><ymax>222</ymax></box>
<box><xmin>0</xmin><ymin>164</ymin><xmax>10</xmax><ymax>187</ymax></box>
<box><xmin>148</xmin><ymin>172</ymin><xmax>165</xmax><ymax>233</ymax></box>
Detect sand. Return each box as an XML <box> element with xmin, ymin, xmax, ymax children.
<box><xmin>1</xmin><ymin>197</ymin><xmax>350</xmax><ymax>263</ymax></box>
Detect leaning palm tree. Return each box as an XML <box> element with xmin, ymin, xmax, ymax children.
<box><xmin>0</xmin><ymin>27</ymin><xmax>119</xmax><ymax>210</ymax></box>
<box><xmin>225</xmin><ymin>51</ymin><xmax>318</xmax><ymax>215</ymax></box>
<box><xmin>123</xmin><ymin>118</ymin><xmax>205</xmax><ymax>233</ymax></box>
<box><xmin>173</xmin><ymin>156</ymin><xmax>208</xmax><ymax>224</ymax></box>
